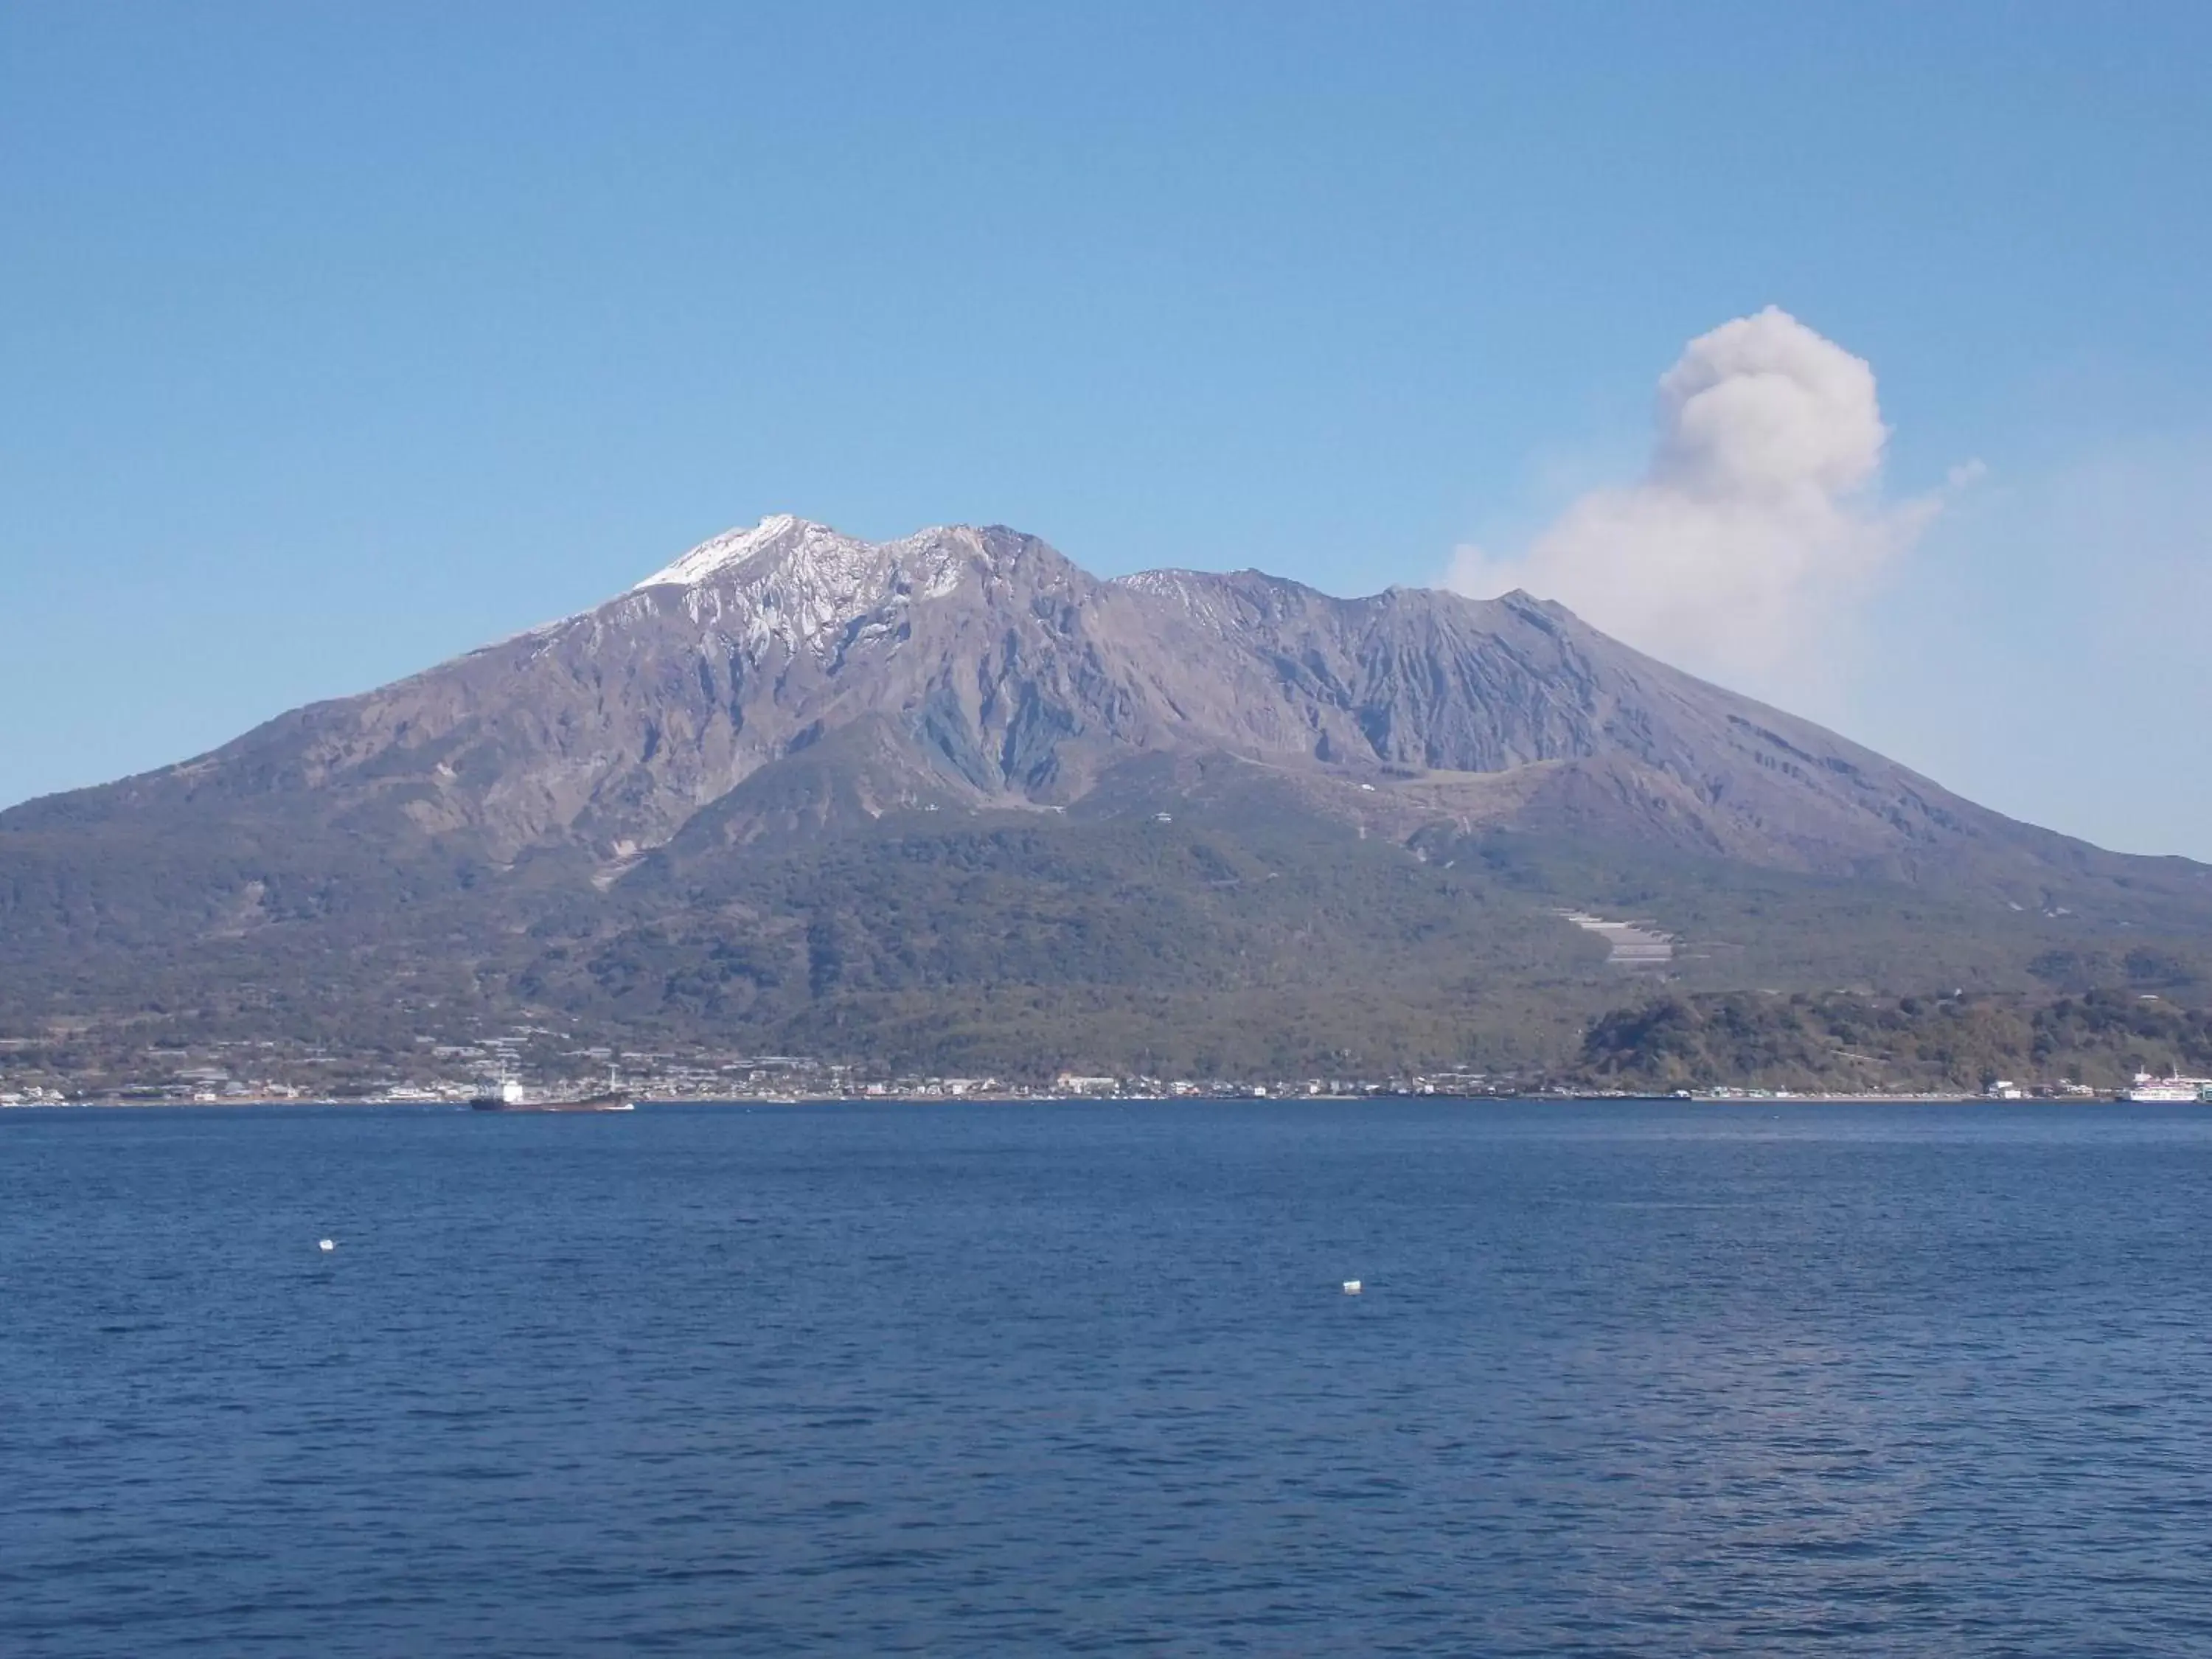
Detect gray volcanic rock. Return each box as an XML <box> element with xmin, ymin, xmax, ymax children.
<box><xmin>1</xmin><ymin>515</ymin><xmax>2064</xmax><ymax>873</ymax></box>
<box><xmin>7</xmin><ymin>513</ymin><xmax>2203</xmax><ymax>897</ymax></box>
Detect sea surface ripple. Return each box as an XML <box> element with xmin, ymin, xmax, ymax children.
<box><xmin>4</xmin><ymin>1100</ymin><xmax>2211</xmax><ymax>1655</ymax></box>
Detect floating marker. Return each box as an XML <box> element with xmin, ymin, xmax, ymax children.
<box><xmin>319</xmin><ymin>1239</ymin><xmax>336</xmax><ymax>1253</ymax></box>
<box><xmin>1342</xmin><ymin>1279</ymin><xmax>1362</xmax><ymax>1295</ymax></box>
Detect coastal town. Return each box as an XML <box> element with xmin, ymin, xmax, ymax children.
<box><xmin>3</xmin><ymin>1027</ymin><xmax>2203</xmax><ymax>1107</ymax></box>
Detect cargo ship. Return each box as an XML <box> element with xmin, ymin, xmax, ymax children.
<box><xmin>468</xmin><ymin>1072</ymin><xmax>636</xmax><ymax>1112</ymax></box>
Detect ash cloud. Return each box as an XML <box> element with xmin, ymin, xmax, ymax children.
<box><xmin>1449</xmin><ymin>307</ymin><xmax>1961</xmax><ymax>691</ymax></box>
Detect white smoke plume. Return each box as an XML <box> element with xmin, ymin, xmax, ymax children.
<box><xmin>1448</xmin><ymin>307</ymin><xmax>1960</xmax><ymax>691</ymax></box>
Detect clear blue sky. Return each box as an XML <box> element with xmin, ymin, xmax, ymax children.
<box><xmin>6</xmin><ymin>2</ymin><xmax>2208</xmax><ymax>855</ymax></box>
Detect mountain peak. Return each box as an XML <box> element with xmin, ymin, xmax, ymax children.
<box><xmin>632</xmin><ymin>515</ymin><xmax>1050</xmax><ymax>591</ymax></box>
<box><xmin>633</xmin><ymin>512</ymin><xmax>824</xmax><ymax>588</ymax></box>
<box><xmin>621</xmin><ymin>516</ymin><xmax>1057</xmax><ymax>662</ymax></box>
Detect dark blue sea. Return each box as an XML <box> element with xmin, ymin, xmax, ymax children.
<box><xmin>5</xmin><ymin>1101</ymin><xmax>2211</xmax><ymax>1655</ymax></box>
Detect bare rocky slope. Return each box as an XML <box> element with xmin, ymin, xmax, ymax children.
<box><xmin>4</xmin><ymin>515</ymin><xmax>2208</xmax><ymax>1075</ymax></box>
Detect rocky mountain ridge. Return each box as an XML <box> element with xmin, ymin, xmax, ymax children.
<box><xmin>15</xmin><ymin>515</ymin><xmax>2138</xmax><ymax>880</ymax></box>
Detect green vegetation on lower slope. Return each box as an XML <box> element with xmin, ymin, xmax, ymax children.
<box><xmin>1428</xmin><ymin>826</ymin><xmax>2212</xmax><ymax>995</ymax></box>
<box><xmin>1576</xmin><ymin>989</ymin><xmax>2212</xmax><ymax>1093</ymax></box>
<box><xmin>4</xmin><ymin>782</ymin><xmax>2211</xmax><ymax>1085</ymax></box>
<box><xmin>526</xmin><ymin>805</ymin><xmax>1611</xmax><ymax>1074</ymax></box>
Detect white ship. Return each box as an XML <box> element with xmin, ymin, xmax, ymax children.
<box><xmin>2118</xmin><ymin>1072</ymin><xmax>2212</xmax><ymax>1104</ymax></box>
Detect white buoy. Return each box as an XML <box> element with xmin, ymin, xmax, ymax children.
<box><xmin>1342</xmin><ymin>1279</ymin><xmax>1362</xmax><ymax>1295</ymax></box>
<box><xmin>318</xmin><ymin>1239</ymin><xmax>336</xmax><ymax>1252</ymax></box>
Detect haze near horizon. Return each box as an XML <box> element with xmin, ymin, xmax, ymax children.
<box><xmin>4</xmin><ymin>2</ymin><xmax>2208</xmax><ymax>856</ymax></box>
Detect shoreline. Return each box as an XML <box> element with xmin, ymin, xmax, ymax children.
<box><xmin>3</xmin><ymin>1091</ymin><xmax>2157</xmax><ymax>1110</ymax></box>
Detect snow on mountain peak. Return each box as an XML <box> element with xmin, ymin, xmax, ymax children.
<box><xmin>628</xmin><ymin>515</ymin><xmax>997</xmax><ymax>659</ymax></box>
<box><xmin>1112</xmin><ymin>568</ymin><xmax>1239</xmax><ymax>630</ymax></box>
<box><xmin>633</xmin><ymin>513</ymin><xmax>814</xmax><ymax>589</ymax></box>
